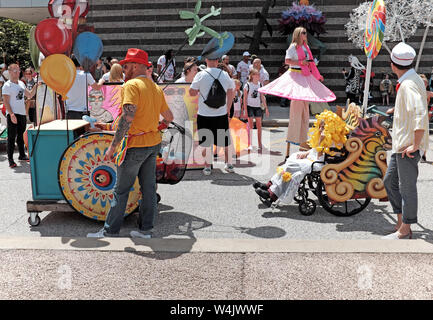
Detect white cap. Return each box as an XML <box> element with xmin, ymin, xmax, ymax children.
<box><xmin>242</xmin><ymin>51</ymin><xmax>251</xmax><ymax>57</ymax></box>
<box><xmin>0</xmin><ymin>63</ymin><xmax>5</xmax><ymax>69</ymax></box>
<box><xmin>391</xmin><ymin>42</ymin><xmax>416</xmax><ymax>66</ymax></box>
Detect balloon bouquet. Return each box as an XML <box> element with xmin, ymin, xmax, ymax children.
<box><xmin>31</xmin><ymin>0</ymin><xmax>103</xmax><ymax>120</ymax></box>
<box><xmin>28</xmin><ymin>0</ymin><xmax>103</xmax><ymax>154</ymax></box>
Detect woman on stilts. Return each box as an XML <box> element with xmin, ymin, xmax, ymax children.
<box><xmin>259</xmin><ymin>27</ymin><xmax>336</xmax><ymax>158</ymax></box>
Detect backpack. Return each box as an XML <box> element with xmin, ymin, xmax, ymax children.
<box><xmin>202</xmin><ymin>69</ymin><xmax>226</xmax><ymax>109</ymax></box>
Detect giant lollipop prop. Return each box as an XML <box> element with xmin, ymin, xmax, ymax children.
<box><xmin>362</xmin><ymin>0</ymin><xmax>386</xmax><ymax>113</ymax></box>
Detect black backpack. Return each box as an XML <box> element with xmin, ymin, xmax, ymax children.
<box><xmin>202</xmin><ymin>69</ymin><xmax>226</xmax><ymax>109</ymax></box>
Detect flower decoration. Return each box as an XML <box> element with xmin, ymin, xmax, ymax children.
<box><xmin>307</xmin><ymin>110</ymin><xmax>349</xmax><ymax>155</ymax></box>
<box><xmin>282</xmin><ymin>172</ymin><xmax>292</xmax><ymax>183</ymax></box>
<box><xmin>276</xmin><ymin>167</ymin><xmax>292</xmax><ymax>183</ymax></box>
<box><xmin>278</xmin><ymin>1</ymin><xmax>327</xmax><ymax>36</ymax></box>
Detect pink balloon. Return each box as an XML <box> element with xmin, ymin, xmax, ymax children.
<box><xmin>35</xmin><ymin>18</ymin><xmax>72</xmax><ymax>57</ymax></box>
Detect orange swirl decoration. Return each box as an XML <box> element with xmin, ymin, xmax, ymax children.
<box><xmin>364</xmin><ymin>0</ymin><xmax>386</xmax><ymax>59</ymax></box>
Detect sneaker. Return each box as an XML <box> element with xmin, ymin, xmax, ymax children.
<box><xmin>130</xmin><ymin>230</ymin><xmax>153</xmax><ymax>239</ymax></box>
<box><xmin>203</xmin><ymin>167</ymin><xmax>211</xmax><ymax>176</ymax></box>
<box><xmin>86</xmin><ymin>229</ymin><xmax>117</xmax><ymax>238</ymax></box>
<box><xmin>224</xmin><ymin>163</ymin><xmax>234</xmax><ymax>173</ymax></box>
<box><xmin>9</xmin><ymin>161</ymin><xmax>17</xmax><ymax>168</ymax></box>
<box><xmin>253</xmin><ymin>181</ymin><xmax>268</xmax><ymax>190</ymax></box>
<box><xmin>18</xmin><ymin>155</ymin><xmax>29</xmax><ymax>161</ymax></box>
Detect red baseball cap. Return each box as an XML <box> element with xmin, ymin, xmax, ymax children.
<box><xmin>119</xmin><ymin>48</ymin><xmax>152</xmax><ymax>67</ymax></box>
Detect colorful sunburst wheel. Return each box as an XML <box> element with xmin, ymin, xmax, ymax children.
<box><xmin>58</xmin><ymin>133</ymin><xmax>141</xmax><ymax>221</ymax></box>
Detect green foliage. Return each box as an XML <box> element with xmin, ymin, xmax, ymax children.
<box><xmin>0</xmin><ymin>17</ymin><xmax>34</xmax><ymax>69</ymax></box>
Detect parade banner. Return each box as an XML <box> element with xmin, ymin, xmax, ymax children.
<box><xmin>88</xmin><ymin>84</ymin><xmax>122</xmax><ymax>123</ymax></box>
<box><xmin>159</xmin><ymin>83</ymin><xmax>203</xmax><ymax>169</ymax></box>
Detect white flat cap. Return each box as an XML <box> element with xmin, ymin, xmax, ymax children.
<box><xmin>242</xmin><ymin>51</ymin><xmax>251</xmax><ymax>56</ymax></box>
<box><xmin>391</xmin><ymin>42</ymin><xmax>416</xmax><ymax>66</ymax></box>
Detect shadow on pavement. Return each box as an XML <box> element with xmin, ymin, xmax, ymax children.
<box><xmin>183</xmin><ymin>168</ymin><xmax>256</xmax><ymax>186</ymax></box>
<box><xmin>258</xmin><ymin>200</ymin><xmax>430</xmax><ymax>238</ymax></box>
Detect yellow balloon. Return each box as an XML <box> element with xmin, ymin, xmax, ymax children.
<box><xmin>40</xmin><ymin>54</ymin><xmax>76</xmax><ymax>101</ymax></box>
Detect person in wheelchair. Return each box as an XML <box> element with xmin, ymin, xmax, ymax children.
<box><xmin>253</xmin><ymin>110</ymin><xmax>349</xmax><ymax>206</ymax></box>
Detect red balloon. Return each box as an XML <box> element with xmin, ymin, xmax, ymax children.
<box><xmin>48</xmin><ymin>0</ymin><xmax>76</xmax><ymax>18</ymax></box>
<box><xmin>35</xmin><ymin>18</ymin><xmax>72</xmax><ymax>57</ymax></box>
<box><xmin>74</xmin><ymin>0</ymin><xmax>89</xmax><ymax>18</ymax></box>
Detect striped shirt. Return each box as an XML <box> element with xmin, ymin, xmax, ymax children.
<box><xmin>392</xmin><ymin>69</ymin><xmax>429</xmax><ymax>154</ymax></box>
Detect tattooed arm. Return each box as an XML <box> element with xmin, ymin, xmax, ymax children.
<box><xmin>106</xmin><ymin>104</ymin><xmax>137</xmax><ymax>159</ymax></box>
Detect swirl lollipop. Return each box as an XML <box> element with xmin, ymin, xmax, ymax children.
<box><xmin>364</xmin><ymin>0</ymin><xmax>386</xmax><ymax>59</ymax></box>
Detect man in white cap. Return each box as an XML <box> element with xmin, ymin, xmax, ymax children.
<box><xmin>382</xmin><ymin>42</ymin><xmax>429</xmax><ymax>240</ymax></box>
<box><xmin>236</xmin><ymin>51</ymin><xmax>251</xmax><ymax>85</ymax></box>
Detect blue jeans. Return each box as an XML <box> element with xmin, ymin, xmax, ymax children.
<box><xmin>103</xmin><ymin>144</ymin><xmax>160</xmax><ymax>234</ymax></box>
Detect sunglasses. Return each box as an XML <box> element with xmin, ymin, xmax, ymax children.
<box><xmin>164</xmin><ymin>87</ymin><xmax>186</xmax><ymax>96</ymax></box>
<box><xmin>301</xmin><ymin>32</ymin><xmax>307</xmax><ymax>35</ymax></box>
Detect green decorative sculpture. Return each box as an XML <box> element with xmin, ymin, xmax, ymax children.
<box><xmin>179</xmin><ymin>0</ymin><xmax>229</xmax><ymax>48</ymax></box>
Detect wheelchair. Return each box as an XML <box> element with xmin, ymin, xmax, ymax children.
<box><xmin>259</xmin><ymin>111</ymin><xmax>392</xmax><ymax>217</ymax></box>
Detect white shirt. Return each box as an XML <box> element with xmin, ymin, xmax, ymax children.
<box><xmin>244</xmin><ymin>81</ymin><xmax>261</xmax><ymax>108</ymax></box>
<box><xmin>0</xmin><ymin>75</ymin><xmax>4</xmax><ymax>82</ymax></box>
<box><xmin>285</xmin><ymin>44</ymin><xmax>311</xmax><ymax>68</ymax></box>
<box><xmin>190</xmin><ymin>67</ymin><xmax>235</xmax><ymax>117</ymax></box>
<box><xmin>233</xmin><ymin>90</ymin><xmax>242</xmax><ymax>112</ymax></box>
<box><xmin>102</xmin><ymin>72</ymin><xmax>125</xmax><ymax>82</ymax></box>
<box><xmin>1</xmin><ymin>80</ymin><xmax>27</xmax><ymax>115</ymax></box>
<box><xmin>175</xmin><ymin>77</ymin><xmax>186</xmax><ymax>83</ymax></box>
<box><xmin>392</xmin><ymin>69</ymin><xmax>429</xmax><ymax>154</ymax></box>
<box><xmin>65</xmin><ymin>71</ymin><xmax>96</xmax><ymax>112</ymax></box>
<box><xmin>157</xmin><ymin>55</ymin><xmax>176</xmax><ymax>82</ymax></box>
<box><xmin>236</xmin><ymin>60</ymin><xmax>251</xmax><ymax>84</ymax></box>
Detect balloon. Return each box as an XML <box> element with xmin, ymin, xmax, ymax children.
<box><xmin>74</xmin><ymin>0</ymin><xmax>89</xmax><ymax>17</ymax></box>
<box><xmin>29</xmin><ymin>26</ymin><xmax>41</xmax><ymax>71</ymax></box>
<box><xmin>73</xmin><ymin>32</ymin><xmax>104</xmax><ymax>72</ymax></box>
<box><xmin>48</xmin><ymin>0</ymin><xmax>76</xmax><ymax>18</ymax></box>
<box><xmin>40</xmin><ymin>54</ymin><xmax>76</xmax><ymax>101</ymax></box>
<box><xmin>35</xmin><ymin>18</ymin><xmax>72</xmax><ymax>57</ymax></box>
<box><xmin>72</xmin><ymin>8</ymin><xmax>80</xmax><ymax>41</ymax></box>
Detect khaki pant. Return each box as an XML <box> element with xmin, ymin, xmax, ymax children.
<box><xmin>287</xmin><ymin>100</ymin><xmax>310</xmax><ymax>145</ymax></box>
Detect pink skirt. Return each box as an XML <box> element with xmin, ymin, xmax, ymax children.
<box><xmin>258</xmin><ymin>70</ymin><xmax>336</xmax><ymax>103</ymax></box>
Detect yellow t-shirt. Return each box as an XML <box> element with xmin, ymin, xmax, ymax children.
<box><xmin>121</xmin><ymin>76</ymin><xmax>169</xmax><ymax>148</ymax></box>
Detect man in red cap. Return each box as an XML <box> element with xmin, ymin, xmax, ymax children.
<box><xmin>88</xmin><ymin>48</ymin><xmax>173</xmax><ymax>239</ymax></box>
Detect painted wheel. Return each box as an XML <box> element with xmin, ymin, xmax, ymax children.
<box><xmin>58</xmin><ymin>133</ymin><xmax>141</xmax><ymax>221</ymax></box>
<box><xmin>316</xmin><ymin>180</ymin><xmax>371</xmax><ymax>217</ymax></box>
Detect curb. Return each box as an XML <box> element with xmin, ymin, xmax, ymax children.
<box><xmin>1</xmin><ymin>237</ymin><xmax>433</xmax><ymax>254</ymax></box>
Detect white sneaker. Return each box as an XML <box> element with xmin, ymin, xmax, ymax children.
<box><xmin>87</xmin><ymin>229</ymin><xmax>117</xmax><ymax>238</ymax></box>
<box><xmin>203</xmin><ymin>167</ymin><xmax>211</xmax><ymax>176</ymax></box>
<box><xmin>224</xmin><ymin>163</ymin><xmax>234</xmax><ymax>173</ymax></box>
<box><xmin>130</xmin><ymin>230</ymin><xmax>152</xmax><ymax>239</ymax></box>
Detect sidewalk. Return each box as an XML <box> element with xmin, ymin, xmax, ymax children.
<box><xmin>1</xmin><ymin>237</ymin><xmax>433</xmax><ymax>299</ymax></box>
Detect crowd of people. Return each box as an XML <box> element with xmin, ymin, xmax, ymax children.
<box><xmin>1</xmin><ymin>25</ymin><xmax>433</xmax><ymax>241</ymax></box>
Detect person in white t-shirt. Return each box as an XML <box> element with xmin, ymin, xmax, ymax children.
<box><xmin>65</xmin><ymin>56</ymin><xmax>102</xmax><ymax>119</ymax></box>
<box><xmin>1</xmin><ymin>64</ymin><xmax>38</xmax><ymax>167</ymax></box>
<box><xmin>189</xmin><ymin>57</ymin><xmax>235</xmax><ymax>175</ymax></box>
<box><xmin>236</xmin><ymin>51</ymin><xmax>251</xmax><ymax>85</ymax></box>
<box><xmin>157</xmin><ymin>49</ymin><xmax>176</xmax><ymax>83</ymax></box>
<box><xmin>242</xmin><ymin>68</ymin><xmax>268</xmax><ymax>152</ymax></box>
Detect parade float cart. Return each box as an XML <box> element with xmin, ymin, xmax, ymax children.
<box><xmin>259</xmin><ymin>106</ymin><xmax>392</xmax><ymax>217</ymax></box>
<box><xmin>26</xmin><ymin>120</ymin><xmax>89</xmax><ymax>226</ymax></box>
<box><xmin>26</xmin><ymin>119</ymin><xmax>191</xmax><ymax>227</ymax></box>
